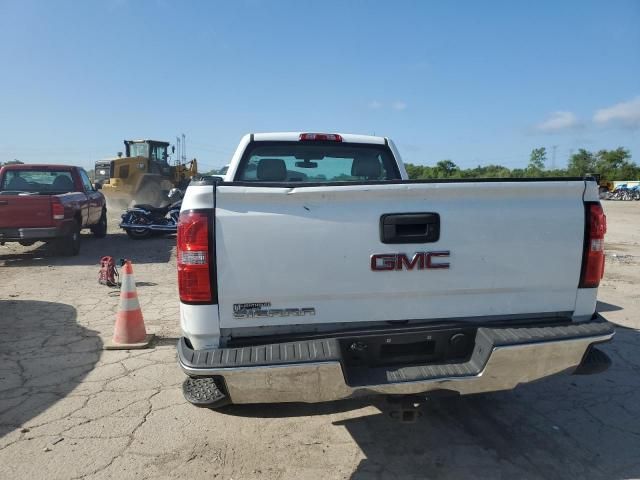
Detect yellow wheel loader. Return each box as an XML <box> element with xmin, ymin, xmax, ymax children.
<box><xmin>586</xmin><ymin>173</ymin><xmax>615</xmax><ymax>196</ymax></box>
<box><xmin>95</xmin><ymin>140</ymin><xmax>198</xmax><ymax>209</ymax></box>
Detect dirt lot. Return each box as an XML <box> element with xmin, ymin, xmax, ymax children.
<box><xmin>1</xmin><ymin>202</ymin><xmax>639</xmax><ymax>480</ymax></box>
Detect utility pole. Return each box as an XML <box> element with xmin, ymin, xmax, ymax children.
<box><xmin>551</xmin><ymin>145</ymin><xmax>557</xmax><ymax>170</ymax></box>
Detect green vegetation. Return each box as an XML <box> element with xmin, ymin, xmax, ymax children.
<box><xmin>405</xmin><ymin>147</ymin><xmax>639</xmax><ymax>181</ymax></box>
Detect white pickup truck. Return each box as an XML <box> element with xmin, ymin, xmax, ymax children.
<box><xmin>176</xmin><ymin>132</ymin><xmax>614</xmax><ymax>408</ymax></box>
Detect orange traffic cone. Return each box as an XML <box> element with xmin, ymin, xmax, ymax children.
<box><xmin>105</xmin><ymin>260</ymin><xmax>154</xmax><ymax>350</ymax></box>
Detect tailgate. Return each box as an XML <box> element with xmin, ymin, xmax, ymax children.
<box><xmin>0</xmin><ymin>195</ymin><xmax>52</xmax><ymax>228</ymax></box>
<box><xmin>214</xmin><ymin>181</ymin><xmax>587</xmax><ymax>328</ymax></box>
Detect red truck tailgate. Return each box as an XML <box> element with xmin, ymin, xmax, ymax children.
<box><xmin>0</xmin><ymin>195</ymin><xmax>53</xmax><ymax>228</ymax></box>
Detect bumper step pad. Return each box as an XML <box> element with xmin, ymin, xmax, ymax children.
<box><xmin>179</xmin><ymin>338</ymin><xmax>341</xmax><ymax>369</ymax></box>
<box><xmin>182</xmin><ymin>377</ymin><xmax>230</xmax><ymax>408</ymax></box>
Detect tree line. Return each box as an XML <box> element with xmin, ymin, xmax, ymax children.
<box><xmin>404</xmin><ymin>147</ymin><xmax>638</xmax><ymax>181</ymax></box>
<box><xmin>4</xmin><ymin>148</ymin><xmax>638</xmax><ymax>182</ymax></box>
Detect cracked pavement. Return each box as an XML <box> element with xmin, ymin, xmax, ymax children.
<box><xmin>1</xmin><ymin>202</ymin><xmax>639</xmax><ymax>479</ymax></box>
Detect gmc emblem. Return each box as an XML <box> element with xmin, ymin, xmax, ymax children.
<box><xmin>371</xmin><ymin>251</ymin><xmax>450</xmax><ymax>271</ymax></box>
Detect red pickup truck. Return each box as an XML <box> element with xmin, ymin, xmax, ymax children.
<box><xmin>0</xmin><ymin>164</ymin><xmax>107</xmax><ymax>255</ymax></box>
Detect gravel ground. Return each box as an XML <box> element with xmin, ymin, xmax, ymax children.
<box><xmin>0</xmin><ymin>201</ymin><xmax>639</xmax><ymax>480</ymax></box>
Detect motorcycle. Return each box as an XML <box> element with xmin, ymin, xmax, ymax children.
<box><xmin>607</xmin><ymin>184</ymin><xmax>640</xmax><ymax>201</ymax></box>
<box><xmin>119</xmin><ymin>188</ymin><xmax>183</xmax><ymax>239</ymax></box>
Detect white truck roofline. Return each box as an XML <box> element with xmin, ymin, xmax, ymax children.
<box><xmin>252</xmin><ymin>132</ymin><xmax>387</xmax><ymax>144</ymax></box>
<box><xmin>226</xmin><ymin>132</ymin><xmax>407</xmax><ymax>181</ymax></box>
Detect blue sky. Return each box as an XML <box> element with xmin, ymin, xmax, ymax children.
<box><xmin>1</xmin><ymin>0</ymin><xmax>638</xmax><ymax>171</ymax></box>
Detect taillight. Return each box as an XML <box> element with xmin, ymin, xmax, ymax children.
<box><xmin>51</xmin><ymin>198</ymin><xmax>65</xmax><ymax>220</ymax></box>
<box><xmin>177</xmin><ymin>211</ymin><xmax>214</xmax><ymax>303</ymax></box>
<box><xmin>299</xmin><ymin>133</ymin><xmax>343</xmax><ymax>142</ymax></box>
<box><xmin>579</xmin><ymin>203</ymin><xmax>607</xmax><ymax>288</ymax></box>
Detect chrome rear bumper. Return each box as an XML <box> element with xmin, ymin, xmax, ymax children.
<box><xmin>0</xmin><ymin>227</ymin><xmax>59</xmax><ymax>241</ymax></box>
<box><xmin>177</xmin><ymin>318</ymin><xmax>614</xmax><ymax>404</ymax></box>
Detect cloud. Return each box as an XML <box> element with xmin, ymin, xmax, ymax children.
<box><xmin>593</xmin><ymin>96</ymin><xmax>640</xmax><ymax>128</ymax></box>
<box><xmin>535</xmin><ymin>111</ymin><xmax>580</xmax><ymax>133</ymax></box>
<box><xmin>367</xmin><ymin>100</ymin><xmax>408</xmax><ymax>111</ymax></box>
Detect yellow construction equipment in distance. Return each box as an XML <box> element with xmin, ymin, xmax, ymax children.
<box><xmin>95</xmin><ymin>139</ymin><xmax>198</xmax><ymax>209</ymax></box>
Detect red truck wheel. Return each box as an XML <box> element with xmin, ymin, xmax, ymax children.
<box><xmin>91</xmin><ymin>211</ymin><xmax>108</xmax><ymax>238</ymax></box>
<box><xmin>55</xmin><ymin>221</ymin><xmax>81</xmax><ymax>256</ymax></box>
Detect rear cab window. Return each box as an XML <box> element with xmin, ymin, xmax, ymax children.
<box><xmin>235</xmin><ymin>142</ymin><xmax>401</xmax><ymax>183</ymax></box>
<box><xmin>0</xmin><ymin>169</ymin><xmax>76</xmax><ymax>194</ymax></box>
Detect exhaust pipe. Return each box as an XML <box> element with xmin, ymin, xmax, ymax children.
<box><xmin>119</xmin><ymin>223</ymin><xmax>177</xmax><ymax>232</ymax></box>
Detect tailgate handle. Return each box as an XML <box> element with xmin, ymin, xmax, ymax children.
<box><xmin>0</xmin><ymin>200</ymin><xmax>7</xmax><ymax>206</ymax></box>
<box><xmin>380</xmin><ymin>213</ymin><xmax>440</xmax><ymax>244</ymax></box>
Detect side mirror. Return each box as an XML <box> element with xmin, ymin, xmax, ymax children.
<box><xmin>93</xmin><ymin>182</ymin><xmax>102</xmax><ymax>190</ymax></box>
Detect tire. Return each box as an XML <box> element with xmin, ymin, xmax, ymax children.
<box><xmin>182</xmin><ymin>377</ymin><xmax>230</xmax><ymax>409</ymax></box>
<box><xmin>91</xmin><ymin>210</ymin><xmax>108</xmax><ymax>238</ymax></box>
<box><xmin>125</xmin><ymin>227</ymin><xmax>152</xmax><ymax>240</ymax></box>
<box><xmin>55</xmin><ymin>220</ymin><xmax>81</xmax><ymax>256</ymax></box>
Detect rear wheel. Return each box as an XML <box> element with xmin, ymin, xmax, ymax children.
<box><xmin>125</xmin><ymin>227</ymin><xmax>152</xmax><ymax>240</ymax></box>
<box><xmin>91</xmin><ymin>210</ymin><xmax>108</xmax><ymax>238</ymax></box>
<box><xmin>55</xmin><ymin>220</ymin><xmax>81</xmax><ymax>256</ymax></box>
<box><xmin>182</xmin><ymin>377</ymin><xmax>230</xmax><ymax>409</ymax></box>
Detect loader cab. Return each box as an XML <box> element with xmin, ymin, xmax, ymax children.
<box><xmin>124</xmin><ymin>140</ymin><xmax>171</xmax><ymax>175</ymax></box>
